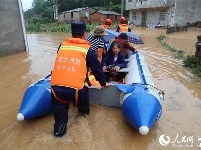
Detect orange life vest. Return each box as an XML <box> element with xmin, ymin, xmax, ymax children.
<box><xmin>50</xmin><ymin>38</ymin><xmax>90</xmax><ymax>90</ymax></box>
<box><xmin>119</xmin><ymin>24</ymin><xmax>129</xmax><ymax>32</ymax></box>
<box><xmin>103</xmin><ymin>25</ymin><xmax>110</xmax><ymax>29</ymax></box>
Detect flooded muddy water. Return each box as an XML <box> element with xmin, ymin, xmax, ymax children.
<box><xmin>0</xmin><ymin>28</ymin><xmax>201</xmax><ymax>150</ymax></box>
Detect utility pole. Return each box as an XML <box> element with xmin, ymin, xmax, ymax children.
<box><xmin>53</xmin><ymin>0</ymin><xmax>58</xmax><ymax>20</ymax></box>
<box><xmin>121</xmin><ymin>0</ymin><xmax>124</xmax><ymax>17</ymax></box>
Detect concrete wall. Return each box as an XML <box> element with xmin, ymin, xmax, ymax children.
<box><xmin>175</xmin><ymin>0</ymin><xmax>201</xmax><ymax>26</ymax></box>
<box><xmin>0</xmin><ymin>0</ymin><xmax>26</xmax><ymax>56</ymax></box>
<box><xmin>90</xmin><ymin>12</ymin><xmax>121</xmax><ymax>24</ymax></box>
<box><xmin>127</xmin><ymin>0</ymin><xmax>201</xmax><ymax>27</ymax></box>
<box><xmin>58</xmin><ymin>8</ymin><xmax>96</xmax><ymax>24</ymax></box>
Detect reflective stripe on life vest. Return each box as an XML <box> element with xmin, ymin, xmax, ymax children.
<box><xmin>85</xmin><ymin>73</ymin><xmax>101</xmax><ymax>87</ymax></box>
<box><xmin>50</xmin><ymin>38</ymin><xmax>90</xmax><ymax>90</ymax></box>
<box><xmin>119</xmin><ymin>24</ymin><xmax>129</xmax><ymax>32</ymax></box>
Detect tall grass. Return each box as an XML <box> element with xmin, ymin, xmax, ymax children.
<box><xmin>183</xmin><ymin>55</ymin><xmax>201</xmax><ymax>77</ymax></box>
<box><xmin>26</xmin><ymin>22</ymin><xmax>99</xmax><ymax>33</ymax></box>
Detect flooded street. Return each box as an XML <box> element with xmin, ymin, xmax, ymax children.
<box><xmin>0</xmin><ymin>28</ymin><xmax>201</xmax><ymax>150</ymax></box>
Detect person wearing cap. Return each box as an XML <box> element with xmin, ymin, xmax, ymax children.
<box><xmin>87</xmin><ymin>26</ymin><xmax>108</xmax><ymax>63</ymax></box>
<box><xmin>103</xmin><ymin>19</ymin><xmax>112</xmax><ymax>29</ymax></box>
<box><xmin>116</xmin><ymin>17</ymin><xmax>131</xmax><ymax>32</ymax></box>
<box><xmin>114</xmin><ymin>32</ymin><xmax>136</xmax><ymax>58</ymax></box>
<box><xmin>50</xmin><ymin>21</ymin><xmax>106</xmax><ymax>138</ymax></box>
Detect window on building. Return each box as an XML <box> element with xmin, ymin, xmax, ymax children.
<box><xmin>159</xmin><ymin>10</ymin><xmax>166</xmax><ymax>21</ymax></box>
<box><xmin>128</xmin><ymin>0</ymin><xmax>132</xmax><ymax>2</ymax></box>
<box><xmin>132</xmin><ymin>12</ymin><xmax>136</xmax><ymax>20</ymax></box>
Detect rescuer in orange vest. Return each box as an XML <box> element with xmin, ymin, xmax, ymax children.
<box><xmin>116</xmin><ymin>17</ymin><xmax>131</xmax><ymax>32</ymax></box>
<box><xmin>103</xmin><ymin>19</ymin><xmax>112</xmax><ymax>29</ymax></box>
<box><xmin>50</xmin><ymin>21</ymin><xmax>107</xmax><ymax>138</ymax></box>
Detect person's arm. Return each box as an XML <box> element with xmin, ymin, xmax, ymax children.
<box><xmin>97</xmin><ymin>38</ymin><xmax>106</xmax><ymax>63</ymax></box>
<box><xmin>125</xmin><ymin>41</ymin><xmax>135</xmax><ymax>51</ymax></box>
<box><xmin>116</xmin><ymin>25</ymin><xmax>120</xmax><ymax>32</ymax></box>
<box><xmin>116</xmin><ymin>53</ymin><xmax>126</xmax><ymax>69</ymax></box>
<box><xmin>86</xmin><ymin>48</ymin><xmax>106</xmax><ymax>86</ymax></box>
<box><xmin>97</xmin><ymin>48</ymin><xmax>103</xmax><ymax>63</ymax></box>
<box><xmin>102</xmin><ymin>53</ymin><xmax>110</xmax><ymax>72</ymax></box>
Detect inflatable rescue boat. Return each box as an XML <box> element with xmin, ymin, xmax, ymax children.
<box><xmin>17</xmin><ymin>52</ymin><xmax>163</xmax><ymax>135</ymax></box>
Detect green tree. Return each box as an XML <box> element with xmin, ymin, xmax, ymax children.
<box><xmin>24</xmin><ymin>0</ymin><xmax>129</xmax><ymax>23</ymax></box>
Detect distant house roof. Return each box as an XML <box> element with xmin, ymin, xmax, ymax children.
<box><xmin>61</xmin><ymin>7</ymin><xmax>89</xmax><ymax>13</ymax></box>
<box><xmin>91</xmin><ymin>10</ymin><xmax>121</xmax><ymax>16</ymax></box>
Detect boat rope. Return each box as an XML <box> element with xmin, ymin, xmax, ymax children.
<box><xmin>131</xmin><ymin>83</ymin><xmax>165</xmax><ymax>100</ymax></box>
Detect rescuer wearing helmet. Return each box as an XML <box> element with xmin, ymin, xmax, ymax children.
<box><xmin>116</xmin><ymin>17</ymin><xmax>131</xmax><ymax>32</ymax></box>
<box><xmin>103</xmin><ymin>19</ymin><xmax>112</xmax><ymax>29</ymax></box>
<box><xmin>51</xmin><ymin>21</ymin><xmax>107</xmax><ymax>138</ymax></box>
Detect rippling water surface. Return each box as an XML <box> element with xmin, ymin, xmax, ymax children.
<box><xmin>0</xmin><ymin>28</ymin><xmax>201</xmax><ymax>150</ymax></box>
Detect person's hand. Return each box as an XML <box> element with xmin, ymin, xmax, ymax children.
<box><xmin>101</xmin><ymin>86</ymin><xmax>105</xmax><ymax>89</ymax></box>
<box><xmin>114</xmin><ymin>66</ymin><xmax>120</xmax><ymax>71</ymax></box>
<box><xmin>101</xmin><ymin>83</ymin><xmax>113</xmax><ymax>89</ymax></box>
<box><xmin>106</xmin><ymin>83</ymin><xmax>113</xmax><ymax>86</ymax></box>
<box><xmin>103</xmin><ymin>66</ymin><xmax>108</xmax><ymax>72</ymax></box>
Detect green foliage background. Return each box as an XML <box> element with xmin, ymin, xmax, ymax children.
<box><xmin>24</xmin><ymin>0</ymin><xmax>129</xmax><ymax>24</ymax></box>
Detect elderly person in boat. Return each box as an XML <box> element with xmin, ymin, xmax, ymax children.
<box><xmin>102</xmin><ymin>41</ymin><xmax>126</xmax><ymax>82</ymax></box>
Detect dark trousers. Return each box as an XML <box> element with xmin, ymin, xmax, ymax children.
<box><xmin>51</xmin><ymin>86</ymin><xmax>89</xmax><ymax>134</ymax></box>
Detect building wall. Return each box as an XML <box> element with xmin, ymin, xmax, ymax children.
<box><xmin>90</xmin><ymin>12</ymin><xmax>121</xmax><ymax>25</ymax></box>
<box><xmin>127</xmin><ymin>0</ymin><xmax>201</xmax><ymax>27</ymax></box>
<box><xmin>90</xmin><ymin>12</ymin><xmax>105</xmax><ymax>24</ymax></box>
<box><xmin>58</xmin><ymin>8</ymin><xmax>96</xmax><ymax>23</ymax></box>
<box><xmin>174</xmin><ymin>0</ymin><xmax>201</xmax><ymax>26</ymax></box>
<box><xmin>0</xmin><ymin>0</ymin><xmax>26</xmax><ymax>56</ymax></box>
<box><xmin>58</xmin><ymin>13</ymin><xmax>65</xmax><ymax>23</ymax></box>
<box><xmin>130</xmin><ymin>8</ymin><xmax>168</xmax><ymax>27</ymax></box>
<box><xmin>58</xmin><ymin>12</ymin><xmax>80</xmax><ymax>23</ymax></box>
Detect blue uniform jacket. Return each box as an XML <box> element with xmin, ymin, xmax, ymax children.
<box><xmin>101</xmin><ymin>52</ymin><xmax>126</xmax><ymax>69</ymax></box>
<box><xmin>52</xmin><ymin>47</ymin><xmax>106</xmax><ymax>92</ymax></box>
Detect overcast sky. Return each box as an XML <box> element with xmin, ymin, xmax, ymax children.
<box><xmin>21</xmin><ymin>0</ymin><xmax>33</xmax><ymax>11</ymax></box>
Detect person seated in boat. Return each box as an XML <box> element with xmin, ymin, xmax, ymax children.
<box><xmin>103</xmin><ymin>19</ymin><xmax>112</xmax><ymax>29</ymax></box>
<box><xmin>87</xmin><ymin>26</ymin><xmax>108</xmax><ymax>62</ymax></box>
<box><xmin>102</xmin><ymin>41</ymin><xmax>126</xmax><ymax>82</ymax></box>
<box><xmin>114</xmin><ymin>33</ymin><xmax>136</xmax><ymax>58</ymax></box>
<box><xmin>50</xmin><ymin>21</ymin><xmax>107</xmax><ymax>138</ymax></box>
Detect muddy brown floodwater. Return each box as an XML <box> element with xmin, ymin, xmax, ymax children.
<box><xmin>0</xmin><ymin>28</ymin><xmax>201</xmax><ymax>150</ymax></box>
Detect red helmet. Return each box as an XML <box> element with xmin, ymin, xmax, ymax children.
<box><xmin>120</xmin><ymin>17</ymin><xmax>126</xmax><ymax>23</ymax></box>
<box><xmin>105</xmin><ymin>19</ymin><xmax>112</xmax><ymax>25</ymax></box>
